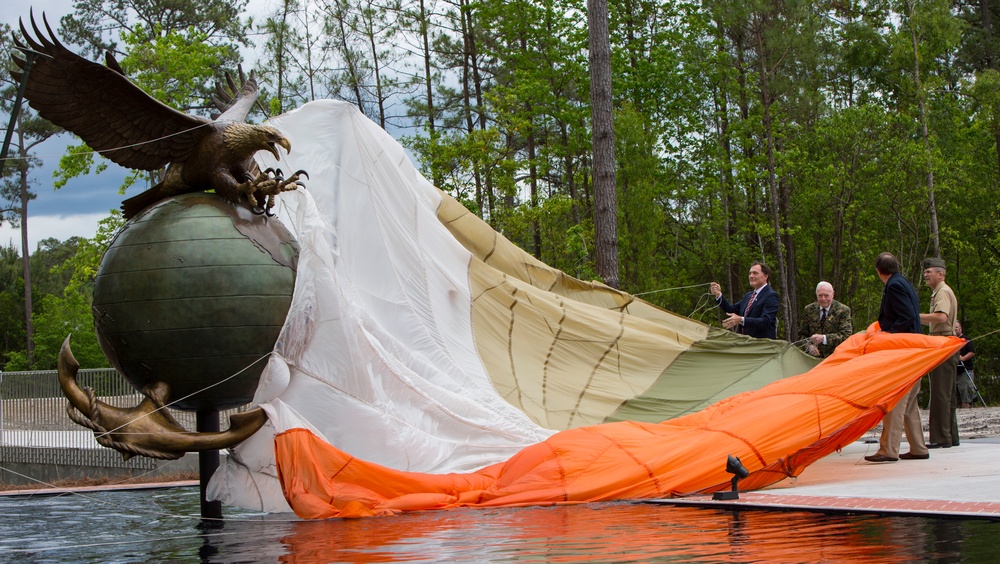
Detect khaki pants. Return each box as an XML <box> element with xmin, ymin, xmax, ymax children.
<box><xmin>878</xmin><ymin>382</ymin><xmax>928</xmax><ymax>458</ymax></box>
<box><xmin>929</xmin><ymin>352</ymin><xmax>958</xmax><ymax>445</ymax></box>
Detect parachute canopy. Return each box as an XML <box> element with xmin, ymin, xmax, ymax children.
<box><xmin>206</xmin><ymin>101</ymin><xmax>951</xmax><ymax>517</ymax></box>
<box><xmin>272</xmin><ymin>326</ymin><xmax>962</xmax><ymax>518</ymax></box>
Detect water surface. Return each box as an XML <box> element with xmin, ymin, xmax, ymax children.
<box><xmin>0</xmin><ymin>487</ymin><xmax>996</xmax><ymax>562</ymax></box>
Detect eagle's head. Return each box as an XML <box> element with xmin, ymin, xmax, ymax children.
<box><xmin>225</xmin><ymin>123</ymin><xmax>292</xmax><ymax>161</ymax></box>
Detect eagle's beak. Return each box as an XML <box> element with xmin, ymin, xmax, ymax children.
<box><xmin>268</xmin><ymin>137</ymin><xmax>292</xmax><ymax>160</ymax></box>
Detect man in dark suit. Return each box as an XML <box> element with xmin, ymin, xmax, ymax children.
<box><xmin>865</xmin><ymin>252</ymin><xmax>929</xmax><ymax>463</ymax></box>
<box><xmin>709</xmin><ymin>261</ymin><xmax>779</xmax><ymax>339</ymax></box>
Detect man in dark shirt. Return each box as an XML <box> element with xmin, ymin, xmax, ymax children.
<box><xmin>956</xmin><ymin>321</ymin><xmax>976</xmax><ymax>408</ymax></box>
<box><xmin>865</xmin><ymin>252</ymin><xmax>929</xmax><ymax>463</ymax></box>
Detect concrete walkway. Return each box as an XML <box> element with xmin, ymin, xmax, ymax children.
<box><xmin>651</xmin><ymin>438</ymin><xmax>1000</xmax><ymax>519</ymax></box>
<box><xmin>0</xmin><ymin>480</ymin><xmax>199</xmax><ymax>497</ymax></box>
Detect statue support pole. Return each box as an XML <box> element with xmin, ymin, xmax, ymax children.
<box><xmin>197</xmin><ymin>408</ymin><xmax>222</xmax><ymax>520</ymax></box>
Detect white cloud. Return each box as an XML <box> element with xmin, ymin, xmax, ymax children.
<box><xmin>0</xmin><ymin>213</ymin><xmax>106</xmax><ymax>254</ymax></box>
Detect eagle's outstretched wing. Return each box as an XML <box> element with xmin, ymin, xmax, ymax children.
<box><xmin>212</xmin><ymin>66</ymin><xmax>263</xmax><ymax>123</ymax></box>
<box><xmin>11</xmin><ymin>12</ymin><xmax>211</xmax><ymax>171</ymax></box>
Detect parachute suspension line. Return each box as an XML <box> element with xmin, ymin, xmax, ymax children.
<box><xmin>632</xmin><ymin>282</ymin><xmax>712</xmax><ymax>297</ymax></box>
<box><xmin>628</xmin><ymin>283</ymin><xmax>720</xmax><ymax>320</ymax></box>
<box><xmin>969</xmin><ymin>328</ymin><xmax>1000</xmax><ymax>341</ymax></box>
<box><xmin>688</xmin><ymin>292</ymin><xmax>720</xmax><ymax>321</ymax></box>
<box><xmin>92</xmin><ymin>351</ymin><xmax>277</xmax><ymax>443</ymax></box>
<box><xmin>0</xmin><ymin>122</ymin><xmax>215</xmax><ymax>164</ymax></box>
<box><xmin>74</xmin><ymin>122</ymin><xmax>216</xmax><ymax>155</ymax></box>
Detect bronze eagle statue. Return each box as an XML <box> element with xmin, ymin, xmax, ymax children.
<box><xmin>11</xmin><ymin>13</ymin><xmax>305</xmax><ymax>219</ymax></box>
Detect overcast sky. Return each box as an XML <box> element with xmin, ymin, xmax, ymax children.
<box><xmin>0</xmin><ymin>1</ymin><xmax>277</xmax><ymax>254</ymax></box>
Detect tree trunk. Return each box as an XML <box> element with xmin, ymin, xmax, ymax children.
<box><xmin>456</xmin><ymin>0</ymin><xmax>492</xmax><ymax>219</ymax></box>
<box><xmin>525</xmin><ymin>102</ymin><xmax>541</xmax><ymax>258</ymax></box>
<box><xmin>331</xmin><ymin>0</ymin><xmax>365</xmax><ymax>110</ymax></box>
<box><xmin>983</xmin><ymin>0</ymin><xmax>996</xmax><ymax>70</ymax></box>
<box><xmin>754</xmin><ymin>12</ymin><xmax>791</xmax><ymax>339</ymax></box>
<box><xmin>363</xmin><ymin>10</ymin><xmax>387</xmax><ymax>128</ymax></box>
<box><xmin>714</xmin><ymin>17</ymin><xmax>736</xmax><ymax>301</ymax></box>
<box><xmin>458</xmin><ymin>0</ymin><xmax>484</xmax><ymax>213</ymax></box>
<box><xmin>17</xmin><ymin>148</ymin><xmax>34</xmax><ymax>366</ymax></box>
<box><xmin>907</xmin><ymin>0</ymin><xmax>940</xmax><ymax>256</ymax></box>
<box><xmin>588</xmin><ymin>0</ymin><xmax>619</xmax><ymax>289</ymax></box>
<box><xmin>419</xmin><ymin>0</ymin><xmax>436</xmax><ymax>139</ymax></box>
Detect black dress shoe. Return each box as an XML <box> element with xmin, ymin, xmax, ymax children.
<box><xmin>864</xmin><ymin>454</ymin><xmax>898</xmax><ymax>462</ymax></box>
<box><xmin>899</xmin><ymin>452</ymin><xmax>929</xmax><ymax>460</ymax></box>
<box><xmin>952</xmin><ymin>442</ymin><xmax>960</xmax><ymax>447</ymax></box>
<box><xmin>927</xmin><ymin>442</ymin><xmax>951</xmax><ymax>449</ymax></box>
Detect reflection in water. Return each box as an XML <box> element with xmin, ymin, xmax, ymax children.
<box><xmin>0</xmin><ymin>487</ymin><xmax>996</xmax><ymax>562</ymax></box>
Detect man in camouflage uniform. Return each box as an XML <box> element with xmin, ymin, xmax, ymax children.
<box><xmin>798</xmin><ymin>281</ymin><xmax>853</xmax><ymax>358</ymax></box>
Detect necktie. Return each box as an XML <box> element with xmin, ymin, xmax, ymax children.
<box><xmin>739</xmin><ymin>290</ymin><xmax>757</xmax><ymax>335</ymax></box>
<box><xmin>820</xmin><ymin>308</ymin><xmax>827</xmax><ymax>325</ymax></box>
<box><xmin>742</xmin><ymin>291</ymin><xmax>757</xmax><ymax>333</ymax></box>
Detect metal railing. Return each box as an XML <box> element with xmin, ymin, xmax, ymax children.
<box><xmin>0</xmin><ymin>368</ymin><xmax>244</xmax><ymax>450</ymax></box>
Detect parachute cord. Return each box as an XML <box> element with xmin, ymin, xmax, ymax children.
<box><xmin>91</xmin><ymin>351</ymin><xmax>276</xmax><ymax>442</ymax></box>
<box><xmin>633</xmin><ymin>282</ymin><xmax>712</xmax><ymax>297</ymax></box>
<box><xmin>689</xmin><ymin>292</ymin><xmax>719</xmax><ymax>321</ymax></box>
<box><xmin>969</xmin><ymin>328</ymin><xmax>1000</xmax><ymax>341</ymax></box>
<box><xmin>0</xmin><ymin>121</ymin><xmax>215</xmax><ymax>163</ymax></box>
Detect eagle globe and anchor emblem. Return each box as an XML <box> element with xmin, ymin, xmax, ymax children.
<box><xmin>60</xmin><ymin>193</ymin><xmax>299</xmax><ymax>459</ymax></box>
<box><xmin>59</xmin><ymin>193</ymin><xmax>300</xmax><ymax>517</ymax></box>
<box><xmin>7</xmin><ymin>13</ymin><xmax>307</xmax><ymax>517</ymax></box>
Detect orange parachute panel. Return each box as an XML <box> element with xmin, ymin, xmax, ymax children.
<box><xmin>274</xmin><ymin>325</ymin><xmax>963</xmax><ymax>519</ymax></box>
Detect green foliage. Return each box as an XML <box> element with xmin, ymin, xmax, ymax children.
<box><xmin>58</xmin><ymin>0</ymin><xmax>250</xmax><ymax>60</ymax></box>
<box><xmin>118</xmin><ymin>24</ymin><xmax>228</xmax><ymax>110</ymax></box>
<box><xmin>0</xmin><ymin>245</ymin><xmax>26</xmax><ymax>363</ymax></box>
<box><xmin>53</xmin><ymin>144</ymin><xmax>107</xmax><ymax>189</ymax></box>
<box><xmin>8</xmin><ymin>292</ymin><xmax>105</xmax><ymax>371</ymax></box>
<box><xmin>7</xmin><ymin>0</ymin><xmax>1000</xmax><ymax>396</ymax></box>
<box><xmin>65</xmin><ymin>213</ymin><xmax>126</xmax><ymax>296</ymax></box>
<box><xmin>0</xmin><ymin>217</ymin><xmax>122</xmax><ymax>369</ymax></box>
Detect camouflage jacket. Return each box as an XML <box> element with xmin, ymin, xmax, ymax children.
<box><xmin>798</xmin><ymin>299</ymin><xmax>853</xmax><ymax>358</ymax></box>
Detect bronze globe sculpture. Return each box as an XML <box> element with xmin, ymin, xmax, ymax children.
<box><xmin>92</xmin><ymin>193</ymin><xmax>299</xmax><ymax>411</ymax></box>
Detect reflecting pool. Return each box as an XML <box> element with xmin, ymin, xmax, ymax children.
<box><xmin>0</xmin><ymin>487</ymin><xmax>997</xmax><ymax>562</ymax></box>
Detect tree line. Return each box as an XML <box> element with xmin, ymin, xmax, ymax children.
<box><xmin>1</xmin><ymin>0</ymin><xmax>999</xmax><ymax>404</ymax></box>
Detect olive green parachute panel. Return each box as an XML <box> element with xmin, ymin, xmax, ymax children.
<box><xmin>605</xmin><ymin>328</ymin><xmax>821</xmax><ymax>423</ymax></box>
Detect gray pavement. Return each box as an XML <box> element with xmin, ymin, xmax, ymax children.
<box><xmin>757</xmin><ymin>437</ymin><xmax>1000</xmax><ymax>504</ymax></box>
